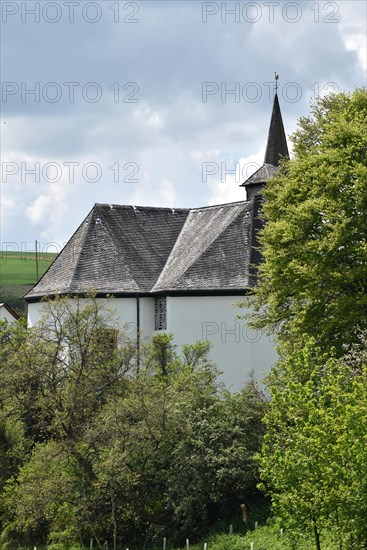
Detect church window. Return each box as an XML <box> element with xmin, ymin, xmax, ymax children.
<box><xmin>155</xmin><ymin>297</ymin><xmax>167</xmax><ymax>330</ymax></box>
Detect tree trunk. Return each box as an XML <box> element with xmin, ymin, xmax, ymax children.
<box><xmin>335</xmin><ymin>506</ymin><xmax>343</xmax><ymax>550</ymax></box>
<box><xmin>110</xmin><ymin>485</ymin><xmax>117</xmax><ymax>550</ymax></box>
<box><xmin>313</xmin><ymin>518</ymin><xmax>321</xmax><ymax>550</ymax></box>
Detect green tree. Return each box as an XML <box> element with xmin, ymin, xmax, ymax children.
<box><xmin>89</xmin><ymin>335</ymin><xmax>267</xmax><ymax>547</ymax></box>
<box><xmin>247</xmin><ymin>88</ymin><xmax>367</xmax><ymax>353</ymax></box>
<box><xmin>0</xmin><ymin>301</ymin><xmax>267</xmax><ymax>549</ymax></box>
<box><xmin>164</xmin><ymin>380</ymin><xmax>266</xmax><ymax>541</ymax></box>
<box><xmin>259</xmin><ymin>336</ymin><xmax>367</xmax><ymax>550</ymax></box>
<box><xmin>0</xmin><ymin>320</ymin><xmax>29</xmax><ymax>478</ymax></box>
<box><xmin>0</xmin><ymin>295</ymin><xmax>134</xmax><ymax>444</ymax></box>
<box><xmin>246</xmin><ymin>88</ymin><xmax>367</xmax><ymax>549</ymax></box>
<box><xmin>0</xmin><ymin>296</ymin><xmax>134</xmax><ymax>547</ymax></box>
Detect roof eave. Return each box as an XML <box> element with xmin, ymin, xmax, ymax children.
<box><xmin>25</xmin><ymin>287</ymin><xmax>254</xmax><ymax>303</ymax></box>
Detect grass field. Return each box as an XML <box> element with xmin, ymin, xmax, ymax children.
<box><xmin>0</xmin><ymin>251</ymin><xmax>57</xmax><ymax>286</ymax></box>
<box><xmin>0</xmin><ymin>251</ymin><xmax>58</xmax><ymax>315</ymax></box>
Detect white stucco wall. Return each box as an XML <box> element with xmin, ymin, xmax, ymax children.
<box><xmin>0</xmin><ymin>305</ymin><xmax>18</xmax><ymax>323</ymax></box>
<box><xmin>103</xmin><ymin>296</ymin><xmax>156</xmax><ymax>342</ymax></box>
<box><xmin>139</xmin><ymin>297</ymin><xmax>155</xmax><ymax>339</ymax></box>
<box><xmin>27</xmin><ymin>295</ymin><xmax>277</xmax><ymax>391</ymax></box>
<box><xmin>107</xmin><ymin>297</ymin><xmax>139</xmax><ymax>337</ymax></box>
<box><xmin>167</xmin><ymin>296</ymin><xmax>277</xmax><ymax>391</ymax></box>
<box><xmin>27</xmin><ymin>297</ymin><xmax>138</xmax><ymax>331</ymax></box>
<box><xmin>27</xmin><ymin>302</ymin><xmax>44</xmax><ymax>326</ymax></box>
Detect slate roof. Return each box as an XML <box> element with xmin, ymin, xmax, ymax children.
<box><xmin>25</xmin><ymin>205</ymin><xmax>189</xmax><ymax>299</ymax></box>
<box><xmin>152</xmin><ymin>201</ymin><xmax>254</xmax><ymax>292</ymax></box>
<box><xmin>241</xmin><ymin>163</ymin><xmax>278</xmax><ymax>187</ymax></box>
<box><xmin>25</xmin><ymin>200</ymin><xmax>257</xmax><ymax>299</ymax></box>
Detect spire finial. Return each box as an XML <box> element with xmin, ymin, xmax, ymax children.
<box><xmin>274</xmin><ymin>72</ymin><xmax>279</xmax><ymax>94</ymax></box>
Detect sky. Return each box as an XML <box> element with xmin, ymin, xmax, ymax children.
<box><xmin>1</xmin><ymin>0</ymin><xmax>366</xmax><ymax>255</ymax></box>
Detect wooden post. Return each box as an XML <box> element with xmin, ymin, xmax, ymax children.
<box><xmin>250</xmin><ymin>543</ymin><xmax>254</xmax><ymax>550</ymax></box>
<box><xmin>163</xmin><ymin>537</ymin><xmax>166</xmax><ymax>550</ymax></box>
<box><xmin>90</xmin><ymin>539</ymin><xmax>93</xmax><ymax>549</ymax></box>
<box><xmin>186</xmin><ymin>539</ymin><xmax>189</xmax><ymax>550</ymax></box>
<box><xmin>241</xmin><ymin>503</ymin><xmax>249</xmax><ymax>531</ymax></box>
<box><xmin>229</xmin><ymin>524</ymin><xmax>233</xmax><ymax>535</ymax></box>
<box><xmin>255</xmin><ymin>521</ymin><xmax>258</xmax><ymax>530</ymax></box>
<box><xmin>204</xmin><ymin>543</ymin><xmax>207</xmax><ymax>550</ymax></box>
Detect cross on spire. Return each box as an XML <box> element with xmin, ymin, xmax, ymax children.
<box><xmin>274</xmin><ymin>72</ymin><xmax>279</xmax><ymax>94</ymax></box>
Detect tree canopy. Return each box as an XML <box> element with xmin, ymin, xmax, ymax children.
<box><xmin>248</xmin><ymin>87</ymin><xmax>367</xmax><ymax>352</ymax></box>
<box><xmin>259</xmin><ymin>335</ymin><xmax>367</xmax><ymax>549</ymax></box>
<box><xmin>0</xmin><ymin>297</ymin><xmax>267</xmax><ymax>549</ymax></box>
<box><xmin>250</xmin><ymin>88</ymin><xmax>367</xmax><ymax>550</ymax></box>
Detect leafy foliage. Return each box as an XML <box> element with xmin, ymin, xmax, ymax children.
<box><xmin>259</xmin><ymin>336</ymin><xmax>367</xmax><ymax>549</ymax></box>
<box><xmin>0</xmin><ymin>297</ymin><xmax>266</xmax><ymax>549</ymax></box>
<box><xmin>243</xmin><ymin>89</ymin><xmax>367</xmax><ymax>549</ymax></box>
<box><xmin>247</xmin><ymin>88</ymin><xmax>367</xmax><ymax>353</ymax></box>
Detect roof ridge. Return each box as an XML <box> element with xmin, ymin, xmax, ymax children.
<box><xmin>95</xmin><ymin>203</ymin><xmax>190</xmax><ymax>213</ymax></box>
<box><xmin>149</xmin><ymin>205</ymin><xmax>193</xmax><ymax>289</ymax></box>
<box><xmin>190</xmin><ymin>200</ymin><xmax>249</xmax><ymax>212</ymax></box>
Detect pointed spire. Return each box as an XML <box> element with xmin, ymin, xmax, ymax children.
<box><xmin>241</xmin><ymin>82</ymin><xmax>289</xmax><ymax>199</ymax></box>
<box><xmin>263</xmin><ymin>92</ymin><xmax>289</xmax><ymax>166</ymax></box>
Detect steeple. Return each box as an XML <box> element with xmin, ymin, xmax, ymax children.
<box><xmin>241</xmin><ymin>81</ymin><xmax>289</xmax><ymax>201</ymax></box>
<box><xmin>263</xmin><ymin>93</ymin><xmax>289</xmax><ymax>167</ymax></box>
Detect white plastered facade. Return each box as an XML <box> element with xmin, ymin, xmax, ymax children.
<box><xmin>28</xmin><ymin>295</ymin><xmax>277</xmax><ymax>391</ymax></box>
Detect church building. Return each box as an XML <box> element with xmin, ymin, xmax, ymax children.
<box><xmin>25</xmin><ymin>93</ymin><xmax>289</xmax><ymax>390</ymax></box>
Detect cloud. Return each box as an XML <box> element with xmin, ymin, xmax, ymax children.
<box><xmin>207</xmin><ymin>150</ymin><xmax>265</xmax><ymax>205</ymax></box>
<box><xmin>158</xmin><ymin>179</ymin><xmax>176</xmax><ymax>206</ymax></box>
<box><xmin>337</xmin><ymin>1</ymin><xmax>367</xmax><ymax>72</ymax></box>
<box><xmin>1</xmin><ymin>0</ymin><xmax>365</xmax><ymax>247</ymax></box>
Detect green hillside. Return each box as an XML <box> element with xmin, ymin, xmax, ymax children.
<box><xmin>0</xmin><ymin>251</ymin><xmax>58</xmax><ymax>316</ymax></box>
